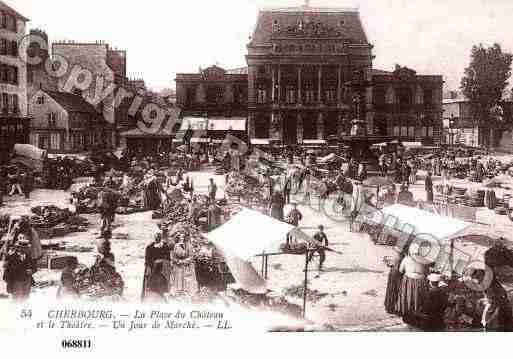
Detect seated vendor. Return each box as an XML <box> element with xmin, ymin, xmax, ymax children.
<box><xmin>397</xmin><ymin>184</ymin><xmax>414</xmax><ymax>206</ymax></box>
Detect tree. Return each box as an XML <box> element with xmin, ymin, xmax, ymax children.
<box><xmin>461</xmin><ymin>44</ymin><xmax>512</xmax><ymax>146</ymax></box>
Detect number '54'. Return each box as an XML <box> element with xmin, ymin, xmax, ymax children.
<box><xmin>20</xmin><ymin>310</ymin><xmax>32</xmax><ymax>319</ymax></box>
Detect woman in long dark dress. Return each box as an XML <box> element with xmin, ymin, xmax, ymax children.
<box><xmin>143</xmin><ymin>173</ymin><xmax>162</xmax><ymax>210</ymax></box>
<box><xmin>269</xmin><ymin>190</ymin><xmax>285</xmax><ymax>221</ymax></box>
<box><xmin>397</xmin><ymin>251</ymin><xmax>429</xmax><ymax>319</ymax></box>
<box><xmin>384</xmin><ymin>250</ymin><xmax>407</xmax><ymax>314</ymax></box>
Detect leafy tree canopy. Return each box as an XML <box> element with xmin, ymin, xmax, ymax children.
<box><xmin>460</xmin><ymin>43</ymin><xmax>512</xmax><ymax>123</ymax></box>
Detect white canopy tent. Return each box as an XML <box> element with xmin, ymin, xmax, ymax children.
<box><xmin>206</xmin><ymin>208</ymin><xmax>310</xmax><ymax>293</ymax></box>
<box><xmin>369</xmin><ymin>204</ymin><xmax>472</xmax><ymax>240</ymax></box>
<box><xmin>367</xmin><ymin>204</ymin><xmax>499</xmax><ymax>275</ymax></box>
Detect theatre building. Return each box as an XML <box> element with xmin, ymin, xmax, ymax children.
<box><xmin>246</xmin><ymin>5</ymin><xmax>373</xmax><ymax>145</ymax></box>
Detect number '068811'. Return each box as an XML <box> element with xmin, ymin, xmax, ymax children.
<box><xmin>61</xmin><ymin>339</ymin><xmax>92</xmax><ymax>349</ymax></box>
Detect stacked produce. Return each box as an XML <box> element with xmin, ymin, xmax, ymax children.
<box><xmin>225</xmin><ymin>172</ymin><xmax>265</xmax><ymax>205</ymax></box>
<box><xmin>30</xmin><ymin>205</ymin><xmax>74</xmax><ymax>228</ymax></box>
<box><xmin>75</xmin><ymin>185</ymin><xmax>132</xmax><ymax>214</ymax></box>
<box><xmin>225</xmin><ymin>172</ymin><xmax>247</xmax><ymax>195</ymax></box>
<box><xmin>465</xmin><ymin>190</ymin><xmax>485</xmax><ymax>207</ymax></box>
<box><xmin>484</xmin><ymin>189</ymin><xmax>497</xmax><ymax>210</ymax></box>
<box><xmin>73</xmin><ymin>265</ymin><xmax>124</xmax><ymax>301</ymax></box>
<box><xmin>159</xmin><ymin>200</ymin><xmax>190</xmax><ymax>227</ymax></box>
<box><xmin>443</xmin><ymin>280</ymin><xmax>483</xmax><ymax>330</ymax></box>
<box><xmin>284</xmin><ymin>285</ymin><xmax>329</xmax><ymax>303</ymax></box>
<box><xmin>494</xmin><ymin>197</ymin><xmax>509</xmax><ymax>215</ymax></box>
<box><xmin>29</xmin><ymin>205</ymin><xmax>89</xmax><ymax>238</ymax></box>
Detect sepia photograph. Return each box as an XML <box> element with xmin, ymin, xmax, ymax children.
<box><xmin>1</xmin><ymin>0</ymin><xmax>513</xmax><ymax>351</ymax></box>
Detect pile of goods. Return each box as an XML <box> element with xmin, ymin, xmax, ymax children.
<box><xmin>158</xmin><ymin>199</ymin><xmax>190</xmax><ymax>225</ymax></box>
<box><xmin>222</xmin><ymin>288</ymin><xmax>303</xmax><ymax>319</ymax></box>
<box><xmin>280</xmin><ymin>238</ymin><xmax>308</xmax><ymax>255</ymax></box>
<box><xmin>73</xmin><ymin>265</ymin><xmax>124</xmax><ymax>301</ymax></box>
<box><xmin>284</xmin><ymin>285</ymin><xmax>329</xmax><ymax>303</ymax></box>
<box><xmin>74</xmin><ymin>185</ymin><xmax>134</xmax><ymax>214</ymax></box>
<box><xmin>443</xmin><ymin>280</ymin><xmax>483</xmax><ymax>330</ymax></box>
<box><xmin>195</xmin><ymin>248</ymin><xmax>235</xmax><ymax>292</ymax></box>
<box><xmin>215</xmin><ymin>166</ymin><xmax>228</xmax><ymax>175</ymax></box>
<box><xmin>464</xmin><ymin>189</ymin><xmax>485</xmax><ymax>207</ymax></box>
<box><xmin>0</xmin><ymin>215</ymin><xmax>10</xmax><ymax>238</ymax></box>
<box><xmin>225</xmin><ymin>172</ymin><xmax>263</xmax><ymax>202</ymax></box>
<box><xmin>451</xmin><ymin>187</ymin><xmax>467</xmax><ymax>205</ymax></box>
<box><xmin>484</xmin><ymin>189</ymin><xmax>498</xmax><ymax>210</ymax></box>
<box><xmin>494</xmin><ymin>197</ymin><xmax>509</xmax><ymax>216</ymax></box>
<box><xmin>30</xmin><ymin>205</ymin><xmax>89</xmax><ymax>238</ymax></box>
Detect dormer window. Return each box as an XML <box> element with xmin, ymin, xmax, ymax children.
<box><xmin>340</xmin><ymin>20</ymin><xmax>345</xmax><ymax>27</ymax></box>
<box><xmin>298</xmin><ymin>19</ymin><xmax>304</xmax><ymax>31</ymax></box>
<box><xmin>37</xmin><ymin>96</ymin><xmax>45</xmax><ymax>105</ymax></box>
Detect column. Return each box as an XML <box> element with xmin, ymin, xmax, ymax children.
<box><xmin>337</xmin><ymin>66</ymin><xmax>342</xmax><ymax>104</ymax></box>
<box><xmin>298</xmin><ymin>66</ymin><xmax>302</xmax><ymax>104</ymax></box>
<box><xmin>337</xmin><ymin>112</ymin><xmax>345</xmax><ymax>137</ymax></box>
<box><xmin>271</xmin><ymin>66</ymin><xmax>276</xmax><ymax>103</ymax></box>
<box><xmin>248</xmin><ymin>65</ymin><xmax>257</xmax><ymax>105</ymax></box>
<box><xmin>271</xmin><ymin>112</ymin><xmax>281</xmax><ymax>140</ymax></box>
<box><xmin>277</xmin><ymin>65</ymin><xmax>282</xmax><ymax>103</ymax></box>
<box><xmin>318</xmin><ymin>65</ymin><xmax>322</xmax><ymax>103</ymax></box>
<box><xmin>297</xmin><ymin>112</ymin><xmax>304</xmax><ymax>144</ymax></box>
<box><xmin>317</xmin><ymin>112</ymin><xmax>324</xmax><ymax>140</ymax></box>
<box><xmin>248</xmin><ymin>113</ymin><xmax>256</xmax><ymax>139</ymax></box>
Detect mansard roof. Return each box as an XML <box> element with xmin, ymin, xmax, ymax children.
<box><xmin>250</xmin><ymin>6</ymin><xmax>368</xmax><ymax>46</ymax></box>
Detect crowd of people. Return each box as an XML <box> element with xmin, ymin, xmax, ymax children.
<box><xmin>384</xmin><ymin>238</ymin><xmax>513</xmax><ymax>331</ymax></box>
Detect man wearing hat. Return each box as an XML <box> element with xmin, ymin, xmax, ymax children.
<box><xmin>414</xmin><ymin>273</ymin><xmax>448</xmax><ymax>331</ymax></box>
<box><xmin>307</xmin><ymin>225</ymin><xmax>329</xmax><ymax>271</ymax></box>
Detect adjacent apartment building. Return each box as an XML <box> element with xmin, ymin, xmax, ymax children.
<box><xmin>0</xmin><ymin>1</ymin><xmax>29</xmax><ymax>159</ymax></box>
<box><xmin>51</xmin><ymin>41</ymin><xmax>128</xmax><ymax>147</ymax></box>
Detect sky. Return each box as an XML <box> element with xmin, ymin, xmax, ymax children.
<box><xmin>11</xmin><ymin>0</ymin><xmax>513</xmax><ymax>92</ymax></box>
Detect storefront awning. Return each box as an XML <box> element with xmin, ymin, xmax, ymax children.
<box><xmin>302</xmin><ymin>140</ymin><xmax>326</xmax><ymax>145</ymax></box>
<box><xmin>180</xmin><ymin>117</ymin><xmax>208</xmax><ymax>131</ymax></box>
<box><xmin>180</xmin><ymin>117</ymin><xmax>247</xmax><ymax>132</ymax></box>
<box><xmin>120</xmin><ymin>127</ymin><xmax>174</xmax><ymax>139</ymax></box>
<box><xmin>251</xmin><ymin>139</ymin><xmax>270</xmax><ymax>145</ymax></box>
<box><xmin>190</xmin><ymin>138</ymin><xmax>210</xmax><ymax>143</ymax></box>
<box><xmin>208</xmin><ymin>117</ymin><xmax>247</xmax><ymax>131</ymax></box>
<box><xmin>402</xmin><ymin>142</ymin><xmax>423</xmax><ymax>148</ymax></box>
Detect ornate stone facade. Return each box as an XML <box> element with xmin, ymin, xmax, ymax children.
<box><xmin>247</xmin><ymin>6</ymin><xmax>373</xmax><ymax>145</ymax></box>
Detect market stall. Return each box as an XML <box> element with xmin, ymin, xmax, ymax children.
<box><xmin>206</xmin><ymin>208</ymin><xmax>339</xmax><ymax>317</ymax></box>
<box><xmin>365</xmin><ymin>204</ymin><xmax>498</xmax><ymax>275</ymax></box>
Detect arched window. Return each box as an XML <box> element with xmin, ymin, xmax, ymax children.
<box><xmin>272</xmin><ymin>20</ymin><xmax>280</xmax><ymax>32</ymax></box>
<box><xmin>298</xmin><ymin>19</ymin><xmax>304</xmax><ymax>31</ymax></box>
